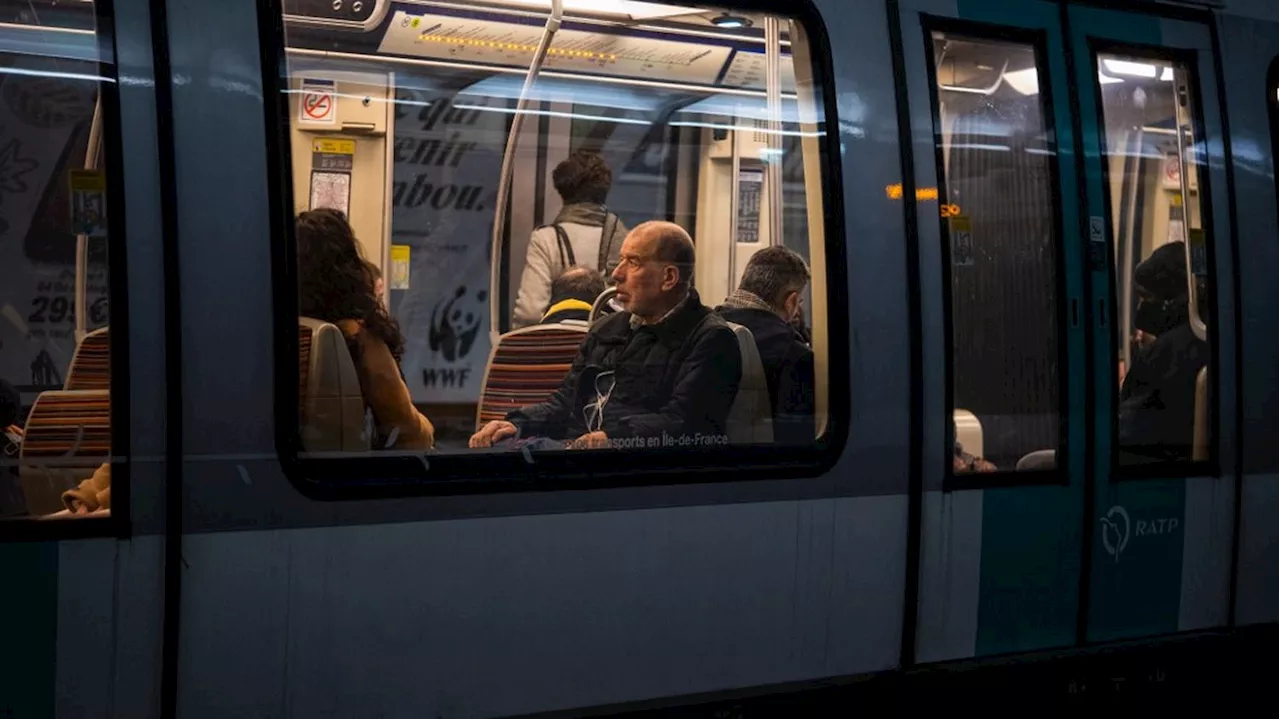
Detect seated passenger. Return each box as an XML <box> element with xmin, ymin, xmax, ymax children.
<box><xmin>511</xmin><ymin>151</ymin><xmax>629</xmax><ymax>329</ymax></box>
<box><xmin>368</xmin><ymin>261</ymin><xmax>386</xmax><ymax>308</ymax></box>
<box><xmin>297</xmin><ymin>209</ymin><xmax>435</xmax><ymax>450</ymax></box>
<box><xmin>715</xmin><ymin>246</ymin><xmax>816</xmax><ymax>444</ymax></box>
<box><xmin>471</xmin><ymin>221</ymin><xmax>742</xmax><ymax>450</ymax></box>
<box><xmin>1118</xmin><ymin>241</ymin><xmax>1208</xmax><ymax>464</ymax></box>
<box><xmin>541</xmin><ymin>266</ymin><xmax>606</xmax><ymax>326</ymax></box>
<box><xmin>1</xmin><ymin>378</ymin><xmax>24</xmax><ymax>517</ymax></box>
<box><xmin>953</xmin><ymin>434</ymin><xmax>997</xmax><ymax>473</ymax></box>
<box><xmin>63</xmin><ymin>463</ymin><xmax>111</xmax><ymax>514</ymax></box>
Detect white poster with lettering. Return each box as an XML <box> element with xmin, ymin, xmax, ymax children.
<box><xmin>0</xmin><ymin>55</ymin><xmax>107</xmax><ymax>397</ymax></box>
<box><xmin>389</xmin><ymin>82</ymin><xmax>505</xmax><ymax>404</ymax></box>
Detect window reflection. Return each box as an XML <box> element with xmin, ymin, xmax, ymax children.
<box><xmin>931</xmin><ymin>33</ymin><xmax>1061</xmax><ymax>473</ymax></box>
<box><xmin>1098</xmin><ymin>54</ymin><xmax>1213</xmax><ymax>466</ymax></box>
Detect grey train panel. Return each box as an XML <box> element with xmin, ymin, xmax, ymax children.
<box><xmin>176</xmin><ymin>497</ymin><xmax>904</xmax><ymax>717</ymax></box>
<box><xmin>162</xmin><ymin>0</ymin><xmax>912</xmax><ymax>716</ymax></box>
<box><xmin>1216</xmin><ymin>9</ymin><xmax>1278</xmax><ymax>625</ymax></box>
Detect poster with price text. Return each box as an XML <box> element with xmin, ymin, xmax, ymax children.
<box><xmin>0</xmin><ymin>55</ymin><xmax>108</xmax><ymax>395</ymax></box>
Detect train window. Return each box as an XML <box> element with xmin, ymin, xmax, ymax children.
<box><xmin>0</xmin><ymin>2</ymin><xmax>119</xmax><ymax>522</ymax></box>
<box><xmin>926</xmin><ymin>32</ymin><xmax>1063</xmax><ymax>474</ymax></box>
<box><xmin>270</xmin><ymin>1</ymin><xmax>841</xmax><ymax>487</ymax></box>
<box><xmin>1097</xmin><ymin>53</ymin><xmax>1214</xmax><ymax>469</ymax></box>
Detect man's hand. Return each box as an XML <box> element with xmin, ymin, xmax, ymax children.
<box><xmin>569</xmin><ymin>431</ymin><xmax>609</xmax><ymax>450</ymax></box>
<box><xmin>469</xmin><ymin>420</ymin><xmax>518</xmax><ymax>448</ymax></box>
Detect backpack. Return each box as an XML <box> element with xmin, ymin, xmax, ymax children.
<box><xmin>547</xmin><ymin>211</ymin><xmax>621</xmax><ymax>276</ymax></box>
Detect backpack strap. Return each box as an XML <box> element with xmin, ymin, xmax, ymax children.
<box><xmin>552</xmin><ymin>224</ymin><xmax>575</xmax><ymax>270</ymax></box>
<box><xmin>597</xmin><ymin>211</ymin><xmax>618</xmax><ymax>274</ymax></box>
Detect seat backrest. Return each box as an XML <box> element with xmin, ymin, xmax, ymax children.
<box><xmin>954</xmin><ymin>408</ymin><xmax>983</xmax><ymax>459</ymax></box>
<box><xmin>723</xmin><ymin>322</ymin><xmax>773</xmax><ymax>444</ymax></box>
<box><xmin>64</xmin><ymin>327</ymin><xmax>110</xmax><ymax>391</ymax></box>
<box><xmin>299</xmin><ymin>317</ymin><xmax>370</xmax><ymax>453</ymax></box>
<box><xmin>1192</xmin><ymin>366</ymin><xmax>1209</xmax><ymax>462</ymax></box>
<box><xmin>476</xmin><ymin>323</ymin><xmax>590</xmax><ymax>432</ymax></box>
<box><xmin>19</xmin><ymin>389</ymin><xmax>110</xmax><ymax>516</ymax></box>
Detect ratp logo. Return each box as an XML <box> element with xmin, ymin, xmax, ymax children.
<box><xmin>1099</xmin><ymin>505</ymin><xmax>1131</xmax><ymax>563</ymax></box>
<box><xmin>1099</xmin><ymin>505</ymin><xmax>1181</xmax><ymax>564</ymax></box>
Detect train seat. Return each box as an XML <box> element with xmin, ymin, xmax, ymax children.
<box><xmin>475</xmin><ymin>323</ymin><xmax>590</xmax><ymax>432</ymax></box>
<box><xmin>18</xmin><ymin>389</ymin><xmax>111</xmax><ymax>516</ymax></box>
<box><xmin>954</xmin><ymin>408</ymin><xmax>983</xmax><ymax>458</ymax></box>
<box><xmin>1192</xmin><ymin>366</ymin><xmax>1209</xmax><ymax>462</ymax></box>
<box><xmin>64</xmin><ymin>327</ymin><xmax>110</xmax><ymax>391</ymax></box>
<box><xmin>723</xmin><ymin>322</ymin><xmax>773</xmax><ymax>444</ymax></box>
<box><xmin>298</xmin><ymin>317</ymin><xmax>369</xmax><ymax>453</ymax></box>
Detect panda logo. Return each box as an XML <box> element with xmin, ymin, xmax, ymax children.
<box><xmin>429</xmin><ymin>284</ymin><xmax>486</xmax><ymax>362</ymax></box>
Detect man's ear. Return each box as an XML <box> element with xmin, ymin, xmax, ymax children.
<box><xmin>662</xmin><ymin>265</ymin><xmax>680</xmax><ymax>292</ymax></box>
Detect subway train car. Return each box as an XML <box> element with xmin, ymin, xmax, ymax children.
<box><xmin>0</xmin><ymin>0</ymin><xmax>1275</xmax><ymax>715</ymax></box>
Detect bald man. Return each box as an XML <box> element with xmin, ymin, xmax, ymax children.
<box><xmin>471</xmin><ymin>221</ymin><xmax>742</xmax><ymax>450</ymax></box>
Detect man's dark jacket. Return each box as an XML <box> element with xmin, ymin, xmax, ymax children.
<box><xmin>716</xmin><ymin>306</ymin><xmax>815</xmax><ymax>445</ymax></box>
<box><xmin>507</xmin><ymin>289</ymin><xmax>742</xmax><ymax>442</ymax></box>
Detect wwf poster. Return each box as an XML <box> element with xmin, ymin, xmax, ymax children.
<box><xmin>0</xmin><ymin>54</ymin><xmax>108</xmax><ymax>396</ymax></box>
<box><xmin>389</xmin><ymin>80</ymin><xmax>506</xmax><ymax>404</ymax></box>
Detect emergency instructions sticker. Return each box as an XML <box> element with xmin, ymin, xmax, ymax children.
<box><xmin>309</xmin><ymin>138</ymin><xmax>354</xmax><ymax>216</ymax></box>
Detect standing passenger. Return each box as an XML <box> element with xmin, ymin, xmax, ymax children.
<box><xmin>715</xmin><ymin>246</ymin><xmax>816</xmax><ymax>445</ymax></box>
<box><xmin>297</xmin><ymin>210</ymin><xmax>435</xmax><ymax>450</ymax></box>
<box><xmin>511</xmin><ymin>151</ymin><xmax>629</xmax><ymax>329</ymax></box>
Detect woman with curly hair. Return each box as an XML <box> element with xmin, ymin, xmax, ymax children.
<box><xmin>296</xmin><ymin>208</ymin><xmax>434</xmax><ymax>450</ymax></box>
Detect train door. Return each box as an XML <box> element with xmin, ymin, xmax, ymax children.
<box><xmin>0</xmin><ymin>0</ymin><xmax>174</xmax><ymax>716</ymax></box>
<box><xmin>897</xmin><ymin>0</ymin><xmax>1089</xmax><ymax>661</ymax></box>
<box><xmin>1065</xmin><ymin>5</ymin><xmax>1238</xmax><ymax>641</ymax></box>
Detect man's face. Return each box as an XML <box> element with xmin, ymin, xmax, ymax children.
<box><xmin>611</xmin><ymin>230</ymin><xmax>672</xmax><ymax>317</ymax></box>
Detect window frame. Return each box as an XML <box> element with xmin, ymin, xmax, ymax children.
<box><xmin>258</xmin><ymin>0</ymin><xmax>851</xmax><ymax>501</ymax></box>
<box><xmin>0</xmin><ymin>0</ymin><xmax>132</xmax><ymax>541</ymax></box>
<box><xmin>1086</xmin><ymin>40</ymin><xmax>1222</xmax><ymax>483</ymax></box>
<box><xmin>919</xmin><ymin>16</ymin><xmax>1073</xmax><ymax>492</ymax></box>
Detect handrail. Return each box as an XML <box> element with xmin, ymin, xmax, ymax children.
<box><xmin>75</xmin><ymin>95</ymin><xmax>104</xmax><ymax>345</ymax></box>
<box><xmin>1173</xmin><ymin>108</ymin><xmax>1206</xmax><ymax>341</ymax></box>
<box><xmin>764</xmin><ymin>15</ymin><xmax>783</xmax><ymax>247</ymax></box>
<box><xmin>488</xmin><ymin>0</ymin><xmax>563</xmax><ymax>343</ymax></box>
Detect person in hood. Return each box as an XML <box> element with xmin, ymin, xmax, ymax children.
<box><xmin>1118</xmin><ymin>241</ymin><xmax>1208</xmax><ymax>464</ymax></box>
<box><xmin>511</xmin><ymin>151</ymin><xmax>629</xmax><ymax>329</ymax></box>
<box><xmin>715</xmin><ymin>245</ymin><xmax>816</xmax><ymax>444</ymax></box>
<box><xmin>471</xmin><ymin>221</ymin><xmax>741</xmax><ymax>450</ymax></box>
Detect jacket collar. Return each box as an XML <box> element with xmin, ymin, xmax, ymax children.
<box><xmin>553</xmin><ymin>202</ymin><xmax>609</xmax><ymax>227</ymax></box>
<box><xmin>719</xmin><ymin>288</ymin><xmax>779</xmax><ymax>316</ymax></box>
<box><xmin>599</xmin><ymin>288</ymin><xmax>709</xmax><ymax>346</ymax></box>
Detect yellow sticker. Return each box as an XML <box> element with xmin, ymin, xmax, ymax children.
<box><xmin>312</xmin><ymin>138</ymin><xmax>356</xmax><ymax>155</ymax></box>
<box><xmin>390</xmin><ymin>245</ymin><xmax>411</xmax><ymax>290</ymax></box>
<box><xmin>69</xmin><ymin>169</ymin><xmax>106</xmax><ymax>191</ymax></box>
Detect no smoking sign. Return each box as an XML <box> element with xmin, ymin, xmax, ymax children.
<box><xmin>298</xmin><ymin>78</ymin><xmax>336</xmax><ymax>125</ymax></box>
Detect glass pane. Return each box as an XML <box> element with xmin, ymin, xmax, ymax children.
<box><xmin>0</xmin><ymin>2</ymin><xmax>115</xmax><ymax>519</ymax></box>
<box><xmin>280</xmin><ymin>4</ymin><xmax>832</xmax><ymax>463</ymax></box>
<box><xmin>930</xmin><ymin>32</ymin><xmax>1061</xmax><ymax>474</ymax></box>
<box><xmin>1098</xmin><ymin>53</ymin><xmax>1213</xmax><ymax>467</ymax></box>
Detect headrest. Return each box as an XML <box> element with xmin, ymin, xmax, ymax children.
<box><xmin>299</xmin><ymin>318</ymin><xmax>370</xmax><ymax>453</ymax></box>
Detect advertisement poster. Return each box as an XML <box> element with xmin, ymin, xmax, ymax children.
<box><xmin>389</xmin><ymin>78</ymin><xmax>506</xmax><ymax>404</ymax></box>
<box><xmin>0</xmin><ymin>55</ymin><xmax>107</xmax><ymax>398</ymax></box>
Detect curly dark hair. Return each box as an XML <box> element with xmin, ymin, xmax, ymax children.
<box><xmin>296</xmin><ymin>209</ymin><xmax>405</xmax><ymax>361</ymax></box>
<box><xmin>552</xmin><ymin>150</ymin><xmax>612</xmax><ymax>205</ymax></box>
